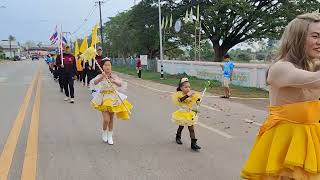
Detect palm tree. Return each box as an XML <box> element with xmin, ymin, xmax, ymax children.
<box><xmin>8</xmin><ymin>35</ymin><xmax>16</xmax><ymax>58</ymax></box>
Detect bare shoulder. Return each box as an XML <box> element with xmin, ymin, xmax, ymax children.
<box><xmin>269</xmin><ymin>61</ymin><xmax>295</xmax><ymax>74</ymax></box>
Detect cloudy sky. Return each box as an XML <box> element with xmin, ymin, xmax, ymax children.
<box><xmin>0</xmin><ymin>0</ymin><xmax>139</xmax><ymax>43</ymax></box>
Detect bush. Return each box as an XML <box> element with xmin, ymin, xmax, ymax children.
<box><xmin>256</xmin><ymin>53</ymin><xmax>266</xmax><ymax>61</ymax></box>
<box><xmin>237</xmin><ymin>52</ymin><xmax>251</xmax><ymax>62</ymax></box>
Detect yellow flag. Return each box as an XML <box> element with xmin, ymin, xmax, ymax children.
<box><xmin>74</xmin><ymin>40</ymin><xmax>80</xmax><ymax>56</ymax></box>
<box><xmin>80</xmin><ymin>47</ymin><xmax>96</xmax><ymax>61</ymax></box>
<box><xmin>91</xmin><ymin>24</ymin><xmax>100</xmax><ymax>47</ymax></box>
<box><xmin>80</xmin><ymin>37</ymin><xmax>88</xmax><ymax>53</ymax></box>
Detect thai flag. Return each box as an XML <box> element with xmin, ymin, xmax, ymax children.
<box><xmin>50</xmin><ymin>26</ymin><xmax>58</xmax><ymax>45</ymax></box>
<box><xmin>62</xmin><ymin>36</ymin><xmax>67</xmax><ymax>46</ymax></box>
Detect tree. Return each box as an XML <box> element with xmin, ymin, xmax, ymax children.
<box><xmin>8</xmin><ymin>35</ymin><xmax>15</xmax><ymax>58</ymax></box>
<box><xmin>103</xmin><ymin>0</ymin><xmax>319</xmax><ymax>61</ymax></box>
<box><xmin>24</xmin><ymin>41</ymin><xmax>36</xmax><ymax>49</ymax></box>
<box><xmin>165</xmin><ymin>0</ymin><xmax>320</xmax><ymax>61</ymax></box>
<box><xmin>188</xmin><ymin>40</ymin><xmax>215</xmax><ymax>61</ymax></box>
<box><xmin>104</xmin><ymin>0</ymin><xmax>184</xmax><ymax>58</ymax></box>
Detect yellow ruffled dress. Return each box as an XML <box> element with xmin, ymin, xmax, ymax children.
<box><xmin>241</xmin><ymin>100</ymin><xmax>320</xmax><ymax>180</ymax></box>
<box><xmin>91</xmin><ymin>78</ymin><xmax>133</xmax><ymax>120</ymax></box>
<box><xmin>171</xmin><ymin>91</ymin><xmax>201</xmax><ymax>126</ymax></box>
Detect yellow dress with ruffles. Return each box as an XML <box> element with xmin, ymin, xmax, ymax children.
<box><xmin>91</xmin><ymin>80</ymin><xmax>133</xmax><ymax>120</ymax></box>
<box><xmin>171</xmin><ymin>91</ymin><xmax>201</xmax><ymax>126</ymax></box>
<box><xmin>241</xmin><ymin>100</ymin><xmax>320</xmax><ymax>180</ymax></box>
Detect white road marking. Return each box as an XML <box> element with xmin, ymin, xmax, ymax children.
<box><xmin>197</xmin><ymin>122</ymin><xmax>233</xmax><ymax>139</ymax></box>
<box><xmin>126</xmin><ymin>80</ymin><xmax>268</xmax><ymax>100</ymax></box>
<box><xmin>126</xmin><ymin>79</ymin><xmax>234</xmax><ymax>139</ymax></box>
<box><xmin>200</xmin><ymin>104</ymin><xmax>221</xmax><ymax>112</ymax></box>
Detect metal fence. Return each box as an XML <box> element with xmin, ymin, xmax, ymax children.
<box><xmin>111</xmin><ymin>58</ymin><xmax>158</xmax><ymax>72</ymax></box>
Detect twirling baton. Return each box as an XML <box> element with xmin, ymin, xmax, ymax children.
<box><xmin>192</xmin><ymin>81</ymin><xmax>211</xmax><ymax>120</ymax></box>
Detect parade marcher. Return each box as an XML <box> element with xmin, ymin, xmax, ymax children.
<box><xmin>53</xmin><ymin>53</ymin><xmax>59</xmax><ymax>81</ymax></box>
<box><xmin>135</xmin><ymin>55</ymin><xmax>142</xmax><ymax>78</ymax></box>
<box><xmin>90</xmin><ymin>60</ymin><xmax>133</xmax><ymax>145</ymax></box>
<box><xmin>82</xmin><ymin>57</ymin><xmax>94</xmax><ymax>87</ymax></box>
<box><xmin>94</xmin><ymin>46</ymin><xmax>104</xmax><ymax>77</ymax></box>
<box><xmin>46</xmin><ymin>54</ymin><xmax>53</xmax><ymax>74</ymax></box>
<box><xmin>56</xmin><ymin>53</ymin><xmax>65</xmax><ymax>92</ymax></box>
<box><xmin>241</xmin><ymin>12</ymin><xmax>320</xmax><ymax>179</ymax></box>
<box><xmin>172</xmin><ymin>77</ymin><xmax>201</xmax><ymax>150</ymax></box>
<box><xmin>50</xmin><ymin>54</ymin><xmax>55</xmax><ymax>74</ymax></box>
<box><xmin>56</xmin><ymin>45</ymin><xmax>77</xmax><ymax>103</ymax></box>
<box><xmin>76</xmin><ymin>53</ymin><xmax>83</xmax><ymax>82</ymax></box>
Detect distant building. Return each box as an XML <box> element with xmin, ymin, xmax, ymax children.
<box><xmin>27</xmin><ymin>45</ymin><xmax>58</xmax><ymax>57</ymax></box>
<box><xmin>0</xmin><ymin>40</ymin><xmax>21</xmax><ymax>58</ymax></box>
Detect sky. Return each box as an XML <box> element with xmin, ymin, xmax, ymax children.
<box><xmin>0</xmin><ymin>0</ymin><xmax>139</xmax><ymax>43</ymax></box>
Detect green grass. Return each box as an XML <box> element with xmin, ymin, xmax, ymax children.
<box><xmin>113</xmin><ymin>66</ymin><xmax>269</xmax><ymax>98</ymax></box>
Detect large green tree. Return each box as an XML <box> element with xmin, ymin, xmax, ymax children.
<box><xmin>104</xmin><ymin>0</ymin><xmax>320</xmax><ymax>61</ymax></box>
<box><xmin>165</xmin><ymin>0</ymin><xmax>320</xmax><ymax>61</ymax></box>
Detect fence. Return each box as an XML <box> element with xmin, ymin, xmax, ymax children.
<box><xmin>111</xmin><ymin>58</ymin><xmax>158</xmax><ymax>72</ymax></box>
<box><xmin>111</xmin><ymin>58</ymin><xmax>269</xmax><ymax>89</ymax></box>
<box><xmin>157</xmin><ymin>60</ymin><xmax>269</xmax><ymax>89</ymax></box>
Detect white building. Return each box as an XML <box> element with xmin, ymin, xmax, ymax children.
<box><xmin>0</xmin><ymin>40</ymin><xmax>21</xmax><ymax>58</ymax></box>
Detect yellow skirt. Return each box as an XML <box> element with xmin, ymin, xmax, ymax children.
<box><xmin>241</xmin><ymin>101</ymin><xmax>320</xmax><ymax>179</ymax></box>
<box><xmin>172</xmin><ymin>110</ymin><xmax>197</xmax><ymax>126</ymax></box>
<box><xmin>91</xmin><ymin>99</ymin><xmax>133</xmax><ymax>120</ymax></box>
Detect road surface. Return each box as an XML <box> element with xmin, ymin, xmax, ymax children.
<box><xmin>0</xmin><ymin>60</ymin><xmax>269</xmax><ymax>180</ymax></box>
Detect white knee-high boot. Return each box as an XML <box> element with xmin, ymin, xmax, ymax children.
<box><xmin>102</xmin><ymin>130</ymin><xmax>108</xmax><ymax>143</ymax></box>
<box><xmin>107</xmin><ymin>131</ymin><xmax>113</xmax><ymax>145</ymax></box>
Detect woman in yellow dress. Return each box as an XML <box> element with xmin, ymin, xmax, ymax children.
<box><xmin>90</xmin><ymin>60</ymin><xmax>133</xmax><ymax>145</ymax></box>
<box><xmin>241</xmin><ymin>12</ymin><xmax>320</xmax><ymax>179</ymax></box>
<box><xmin>172</xmin><ymin>77</ymin><xmax>201</xmax><ymax>150</ymax></box>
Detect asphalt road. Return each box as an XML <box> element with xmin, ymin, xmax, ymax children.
<box><xmin>0</xmin><ymin>60</ymin><xmax>269</xmax><ymax>180</ymax></box>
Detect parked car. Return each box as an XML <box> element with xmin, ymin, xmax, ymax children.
<box><xmin>20</xmin><ymin>56</ymin><xmax>27</xmax><ymax>60</ymax></box>
<box><xmin>31</xmin><ymin>55</ymin><xmax>39</xmax><ymax>60</ymax></box>
<box><xmin>13</xmin><ymin>55</ymin><xmax>21</xmax><ymax>61</ymax></box>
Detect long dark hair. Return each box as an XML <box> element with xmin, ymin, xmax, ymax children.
<box><xmin>176</xmin><ymin>78</ymin><xmax>189</xmax><ymax>91</ymax></box>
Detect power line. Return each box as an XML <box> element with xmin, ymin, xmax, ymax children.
<box><xmin>96</xmin><ymin>1</ymin><xmax>105</xmax><ymax>53</ymax></box>
<box><xmin>71</xmin><ymin>4</ymin><xmax>97</xmax><ymax>35</ymax></box>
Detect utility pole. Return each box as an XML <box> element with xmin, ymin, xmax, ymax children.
<box><xmin>158</xmin><ymin>0</ymin><xmax>164</xmax><ymax>79</ymax></box>
<box><xmin>96</xmin><ymin>1</ymin><xmax>105</xmax><ymax>56</ymax></box>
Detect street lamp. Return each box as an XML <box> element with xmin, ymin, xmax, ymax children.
<box><xmin>158</xmin><ymin>0</ymin><xmax>164</xmax><ymax>79</ymax></box>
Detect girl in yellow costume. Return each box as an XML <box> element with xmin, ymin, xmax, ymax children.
<box><xmin>91</xmin><ymin>60</ymin><xmax>133</xmax><ymax>145</ymax></box>
<box><xmin>172</xmin><ymin>78</ymin><xmax>201</xmax><ymax>150</ymax></box>
<box><xmin>241</xmin><ymin>12</ymin><xmax>320</xmax><ymax>180</ymax></box>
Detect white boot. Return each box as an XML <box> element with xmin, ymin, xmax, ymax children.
<box><xmin>107</xmin><ymin>131</ymin><xmax>113</xmax><ymax>145</ymax></box>
<box><xmin>102</xmin><ymin>130</ymin><xmax>108</xmax><ymax>143</ymax></box>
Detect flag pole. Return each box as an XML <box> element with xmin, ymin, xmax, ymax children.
<box><xmin>60</xmin><ymin>24</ymin><xmax>64</xmax><ymax>66</ymax></box>
<box><xmin>198</xmin><ymin>20</ymin><xmax>201</xmax><ymax>61</ymax></box>
<box><xmin>194</xmin><ymin>24</ymin><xmax>197</xmax><ymax>61</ymax></box>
